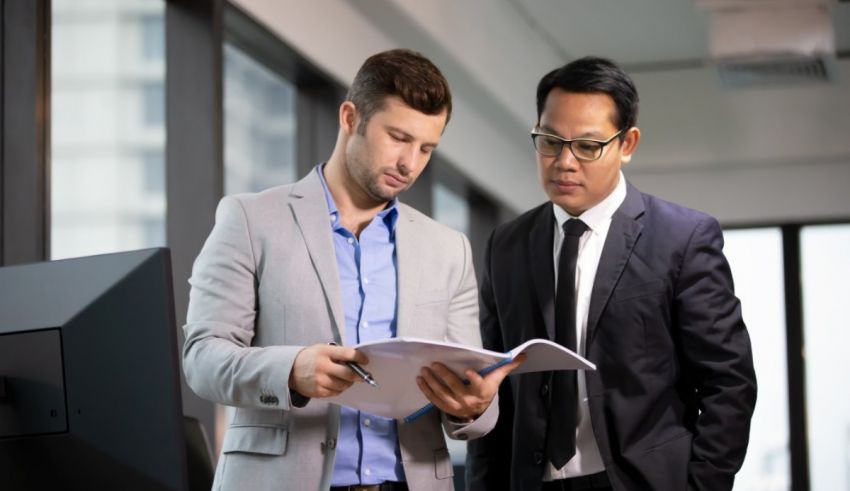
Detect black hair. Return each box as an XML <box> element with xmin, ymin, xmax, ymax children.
<box><xmin>536</xmin><ymin>56</ymin><xmax>638</xmax><ymax>138</ymax></box>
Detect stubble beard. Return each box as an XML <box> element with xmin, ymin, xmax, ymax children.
<box><xmin>347</xmin><ymin>156</ymin><xmax>400</xmax><ymax>204</ymax></box>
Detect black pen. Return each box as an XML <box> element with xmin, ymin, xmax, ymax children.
<box><xmin>328</xmin><ymin>342</ymin><xmax>379</xmax><ymax>388</ymax></box>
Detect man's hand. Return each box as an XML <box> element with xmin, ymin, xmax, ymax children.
<box><xmin>416</xmin><ymin>354</ymin><xmax>526</xmax><ymax>421</ymax></box>
<box><xmin>289</xmin><ymin>344</ymin><xmax>369</xmax><ymax>398</ymax></box>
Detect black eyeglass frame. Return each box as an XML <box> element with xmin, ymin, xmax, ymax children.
<box><xmin>530</xmin><ymin>129</ymin><xmax>624</xmax><ymax>161</ymax></box>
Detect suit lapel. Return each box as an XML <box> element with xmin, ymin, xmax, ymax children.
<box><xmin>394</xmin><ymin>205</ymin><xmax>420</xmax><ymax>339</ymax></box>
<box><xmin>288</xmin><ymin>171</ymin><xmax>346</xmax><ymax>344</ymax></box>
<box><xmin>586</xmin><ymin>182</ymin><xmax>645</xmax><ymax>344</ymax></box>
<box><xmin>528</xmin><ymin>205</ymin><xmax>557</xmax><ymax>340</ymax></box>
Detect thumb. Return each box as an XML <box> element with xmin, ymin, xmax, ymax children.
<box><xmin>329</xmin><ymin>346</ymin><xmax>369</xmax><ymax>365</ymax></box>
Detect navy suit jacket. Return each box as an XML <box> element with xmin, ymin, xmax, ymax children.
<box><xmin>466</xmin><ymin>182</ymin><xmax>757</xmax><ymax>491</ymax></box>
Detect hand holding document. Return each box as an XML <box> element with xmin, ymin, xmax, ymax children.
<box><xmin>326</xmin><ymin>337</ymin><xmax>596</xmax><ymax>421</ymax></box>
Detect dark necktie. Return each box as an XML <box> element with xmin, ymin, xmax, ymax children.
<box><xmin>545</xmin><ymin>218</ymin><xmax>588</xmax><ymax>469</ymax></box>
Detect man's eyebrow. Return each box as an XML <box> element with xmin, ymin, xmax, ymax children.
<box><xmin>538</xmin><ymin>125</ymin><xmax>606</xmax><ymax>139</ymax></box>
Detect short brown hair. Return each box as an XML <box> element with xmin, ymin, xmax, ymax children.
<box><xmin>347</xmin><ymin>49</ymin><xmax>452</xmax><ymax>133</ymax></box>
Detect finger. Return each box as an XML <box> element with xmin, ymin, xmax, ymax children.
<box><xmin>416</xmin><ymin>376</ymin><xmax>455</xmax><ymax>414</ymax></box>
<box><xmin>420</xmin><ymin>367</ymin><xmax>458</xmax><ymax>403</ymax></box>
<box><xmin>318</xmin><ymin>373</ymin><xmax>355</xmax><ymax>394</ymax></box>
<box><xmin>322</xmin><ymin>360</ymin><xmax>362</xmax><ymax>383</ymax></box>
<box><xmin>429</xmin><ymin>363</ymin><xmax>468</xmax><ymax>395</ymax></box>
<box><xmin>483</xmin><ymin>355</ymin><xmax>526</xmax><ymax>384</ymax></box>
<box><xmin>328</xmin><ymin>346</ymin><xmax>369</xmax><ymax>365</ymax></box>
<box><xmin>465</xmin><ymin>368</ymin><xmax>485</xmax><ymax>387</ymax></box>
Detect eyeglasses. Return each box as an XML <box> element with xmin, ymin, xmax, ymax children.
<box><xmin>530</xmin><ymin>129</ymin><xmax>623</xmax><ymax>161</ymax></box>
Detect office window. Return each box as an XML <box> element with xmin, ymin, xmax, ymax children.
<box><xmin>801</xmin><ymin>224</ymin><xmax>850</xmax><ymax>491</ymax></box>
<box><xmin>224</xmin><ymin>42</ymin><xmax>297</xmax><ymax>195</ymax></box>
<box><xmin>433</xmin><ymin>182</ymin><xmax>470</xmax><ymax>235</ymax></box>
<box><xmin>139</xmin><ymin>14</ymin><xmax>164</xmax><ymax>61</ymax></box>
<box><xmin>142</xmin><ymin>82</ymin><xmax>165</xmax><ymax>127</ymax></box>
<box><xmin>51</xmin><ymin>0</ymin><xmax>166</xmax><ymax>260</ymax></box>
<box><xmin>723</xmin><ymin>228</ymin><xmax>790</xmax><ymax>491</ymax></box>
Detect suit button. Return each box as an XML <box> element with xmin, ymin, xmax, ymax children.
<box><xmin>533</xmin><ymin>452</ymin><xmax>543</xmax><ymax>465</ymax></box>
<box><xmin>540</xmin><ymin>384</ymin><xmax>549</xmax><ymax>397</ymax></box>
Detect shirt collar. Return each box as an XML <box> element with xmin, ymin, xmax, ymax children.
<box><xmin>315</xmin><ymin>163</ymin><xmax>399</xmax><ymax>233</ymax></box>
<box><xmin>552</xmin><ymin>171</ymin><xmax>627</xmax><ymax>234</ymax></box>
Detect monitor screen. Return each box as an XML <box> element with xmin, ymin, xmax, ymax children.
<box><xmin>0</xmin><ymin>248</ymin><xmax>188</xmax><ymax>490</ymax></box>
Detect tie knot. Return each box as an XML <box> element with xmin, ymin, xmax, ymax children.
<box><xmin>563</xmin><ymin>219</ymin><xmax>588</xmax><ymax>237</ymax></box>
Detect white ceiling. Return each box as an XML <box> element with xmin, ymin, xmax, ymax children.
<box><xmin>236</xmin><ymin>0</ymin><xmax>850</xmax><ymax>222</ymax></box>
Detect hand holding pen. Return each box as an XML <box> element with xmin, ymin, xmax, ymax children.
<box><xmin>329</xmin><ymin>342</ymin><xmax>379</xmax><ymax>388</ymax></box>
<box><xmin>288</xmin><ymin>343</ymin><xmax>376</xmax><ymax>398</ymax></box>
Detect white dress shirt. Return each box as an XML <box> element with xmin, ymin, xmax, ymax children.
<box><xmin>543</xmin><ymin>171</ymin><xmax>627</xmax><ymax>480</ymax></box>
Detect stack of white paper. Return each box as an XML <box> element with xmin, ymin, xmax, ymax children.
<box><xmin>326</xmin><ymin>337</ymin><xmax>595</xmax><ymax>421</ymax></box>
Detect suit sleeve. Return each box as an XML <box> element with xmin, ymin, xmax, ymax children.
<box><xmin>465</xmin><ymin>231</ymin><xmax>515</xmax><ymax>490</ymax></box>
<box><xmin>675</xmin><ymin>216</ymin><xmax>757</xmax><ymax>490</ymax></box>
<box><xmin>182</xmin><ymin>196</ymin><xmax>306</xmax><ymax>410</ymax></box>
<box><xmin>442</xmin><ymin>232</ymin><xmax>499</xmax><ymax>440</ymax></box>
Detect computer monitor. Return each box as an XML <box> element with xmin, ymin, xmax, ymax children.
<box><xmin>0</xmin><ymin>248</ymin><xmax>189</xmax><ymax>490</ymax></box>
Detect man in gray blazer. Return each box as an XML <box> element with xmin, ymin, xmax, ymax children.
<box><xmin>183</xmin><ymin>49</ymin><xmax>521</xmax><ymax>491</ymax></box>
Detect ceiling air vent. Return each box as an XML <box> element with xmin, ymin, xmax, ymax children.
<box><xmin>696</xmin><ymin>1</ymin><xmax>836</xmax><ymax>87</ymax></box>
<box><xmin>716</xmin><ymin>55</ymin><xmax>833</xmax><ymax>87</ymax></box>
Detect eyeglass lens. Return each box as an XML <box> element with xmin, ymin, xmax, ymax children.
<box><xmin>533</xmin><ymin>134</ymin><xmax>604</xmax><ymax>160</ymax></box>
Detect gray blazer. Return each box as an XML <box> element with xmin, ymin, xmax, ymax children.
<box><xmin>183</xmin><ymin>170</ymin><xmax>498</xmax><ymax>491</ymax></box>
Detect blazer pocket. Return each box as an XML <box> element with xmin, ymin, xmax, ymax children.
<box><xmin>433</xmin><ymin>447</ymin><xmax>454</xmax><ymax>480</ymax></box>
<box><xmin>610</xmin><ymin>279</ymin><xmax>667</xmax><ymax>303</ymax></box>
<box><xmin>221</xmin><ymin>425</ymin><xmax>288</xmax><ymax>456</ymax></box>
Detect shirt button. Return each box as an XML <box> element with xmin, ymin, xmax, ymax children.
<box><xmin>363</xmin><ymin>277</ymin><xmax>369</xmax><ymax>284</ymax></box>
<box><xmin>362</xmin><ymin>321</ymin><xmax>369</xmax><ymax>328</ymax></box>
<box><xmin>347</xmin><ymin>237</ymin><xmax>354</xmax><ymax>244</ymax></box>
<box><xmin>364</xmin><ymin>418</ymin><xmax>371</xmax><ymax>427</ymax></box>
<box><xmin>364</xmin><ymin>468</ymin><xmax>371</xmax><ymax>476</ymax></box>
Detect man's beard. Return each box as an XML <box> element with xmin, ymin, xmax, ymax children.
<box><xmin>348</xmin><ymin>156</ymin><xmax>405</xmax><ymax>203</ymax></box>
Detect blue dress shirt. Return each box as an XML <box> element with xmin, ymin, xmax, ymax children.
<box><xmin>318</xmin><ymin>165</ymin><xmax>406</xmax><ymax>486</ymax></box>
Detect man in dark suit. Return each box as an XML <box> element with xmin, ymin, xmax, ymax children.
<box><xmin>465</xmin><ymin>57</ymin><xmax>757</xmax><ymax>491</ymax></box>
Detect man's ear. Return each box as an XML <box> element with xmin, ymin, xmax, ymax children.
<box><xmin>619</xmin><ymin>126</ymin><xmax>641</xmax><ymax>165</ymax></box>
<box><xmin>339</xmin><ymin>101</ymin><xmax>359</xmax><ymax>135</ymax></box>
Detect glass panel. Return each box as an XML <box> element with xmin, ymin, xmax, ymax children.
<box><xmin>723</xmin><ymin>228</ymin><xmax>790</xmax><ymax>491</ymax></box>
<box><xmin>432</xmin><ymin>182</ymin><xmax>469</xmax><ymax>235</ymax></box>
<box><xmin>51</xmin><ymin>0</ymin><xmax>166</xmax><ymax>260</ymax></box>
<box><xmin>801</xmin><ymin>224</ymin><xmax>850</xmax><ymax>491</ymax></box>
<box><xmin>224</xmin><ymin>42</ymin><xmax>297</xmax><ymax>195</ymax></box>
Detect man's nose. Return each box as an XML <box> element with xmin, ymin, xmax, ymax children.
<box><xmin>399</xmin><ymin>145</ymin><xmax>421</xmax><ymax>175</ymax></box>
<box><xmin>554</xmin><ymin>145</ymin><xmax>580</xmax><ymax>170</ymax></box>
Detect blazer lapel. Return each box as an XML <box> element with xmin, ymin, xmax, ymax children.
<box><xmin>586</xmin><ymin>182</ymin><xmax>645</xmax><ymax>344</ymax></box>
<box><xmin>288</xmin><ymin>171</ymin><xmax>346</xmax><ymax>344</ymax></box>
<box><xmin>394</xmin><ymin>205</ymin><xmax>421</xmax><ymax>339</ymax></box>
<box><xmin>528</xmin><ymin>205</ymin><xmax>557</xmax><ymax>340</ymax></box>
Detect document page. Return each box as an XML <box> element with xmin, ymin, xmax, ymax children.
<box><xmin>326</xmin><ymin>337</ymin><xmax>595</xmax><ymax>421</ymax></box>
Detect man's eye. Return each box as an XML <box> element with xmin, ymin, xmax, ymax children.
<box><xmin>575</xmin><ymin>141</ymin><xmax>599</xmax><ymax>152</ymax></box>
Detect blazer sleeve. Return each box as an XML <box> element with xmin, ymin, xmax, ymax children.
<box><xmin>441</xmin><ymin>232</ymin><xmax>499</xmax><ymax>441</ymax></box>
<box><xmin>675</xmin><ymin>216</ymin><xmax>758</xmax><ymax>490</ymax></box>
<box><xmin>182</xmin><ymin>196</ymin><xmax>305</xmax><ymax>410</ymax></box>
<box><xmin>464</xmin><ymin>231</ymin><xmax>515</xmax><ymax>489</ymax></box>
